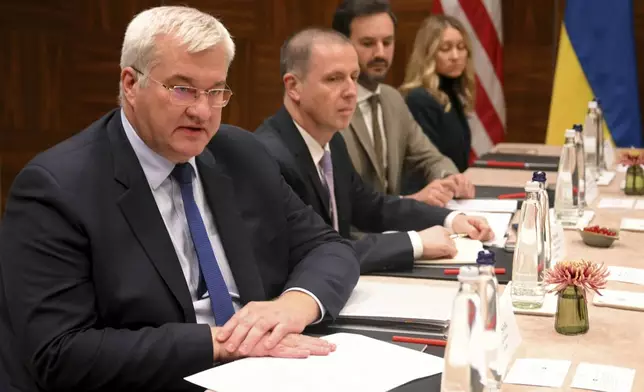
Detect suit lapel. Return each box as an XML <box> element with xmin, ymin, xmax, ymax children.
<box><xmin>196</xmin><ymin>151</ymin><xmax>266</xmax><ymax>304</ymax></box>
<box><xmin>349</xmin><ymin>105</ymin><xmax>386</xmax><ymax>183</ymax></box>
<box><xmin>271</xmin><ymin>108</ymin><xmax>332</xmax><ymax>223</ymax></box>
<box><xmin>379</xmin><ymin>92</ymin><xmax>400</xmax><ymax>194</ymax></box>
<box><xmin>108</xmin><ymin>115</ymin><xmax>195</xmax><ymax>322</ymax></box>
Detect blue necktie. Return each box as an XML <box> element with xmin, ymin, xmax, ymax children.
<box><xmin>171</xmin><ymin>163</ymin><xmax>235</xmax><ymax>326</ymax></box>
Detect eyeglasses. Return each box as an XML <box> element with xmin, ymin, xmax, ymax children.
<box><xmin>131</xmin><ymin>67</ymin><xmax>233</xmax><ymax>108</ymax></box>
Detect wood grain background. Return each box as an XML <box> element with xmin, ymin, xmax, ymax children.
<box><xmin>1</xmin><ymin>0</ymin><xmax>643</xmax><ymax>212</ymax></box>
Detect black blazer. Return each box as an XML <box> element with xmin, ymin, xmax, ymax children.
<box><xmin>405</xmin><ymin>81</ymin><xmax>472</xmax><ymax>173</ymax></box>
<box><xmin>0</xmin><ymin>109</ymin><xmax>359</xmax><ymax>392</ymax></box>
<box><xmin>252</xmin><ymin>107</ymin><xmax>453</xmax><ymax>274</ymax></box>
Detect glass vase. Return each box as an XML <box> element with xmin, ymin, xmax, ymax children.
<box><xmin>554</xmin><ymin>285</ymin><xmax>589</xmax><ymax>335</ymax></box>
<box><xmin>624</xmin><ymin>164</ymin><xmax>644</xmax><ymax>195</ymax></box>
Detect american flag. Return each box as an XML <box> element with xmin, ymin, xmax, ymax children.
<box><xmin>432</xmin><ymin>0</ymin><xmax>506</xmax><ymax>159</ymax></box>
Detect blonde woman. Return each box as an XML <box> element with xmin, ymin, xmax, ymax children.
<box><xmin>400</xmin><ymin>15</ymin><xmax>475</xmax><ymax>173</ymax></box>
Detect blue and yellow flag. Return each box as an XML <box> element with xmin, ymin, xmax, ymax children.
<box><xmin>546</xmin><ymin>0</ymin><xmax>642</xmax><ymax>147</ymax></box>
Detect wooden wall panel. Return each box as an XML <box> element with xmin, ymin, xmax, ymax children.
<box><xmin>1</xmin><ymin>0</ymin><xmax>643</xmax><ymax>213</ymax></box>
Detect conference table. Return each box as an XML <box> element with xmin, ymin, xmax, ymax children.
<box><xmin>357</xmin><ymin>143</ymin><xmax>644</xmax><ymax>391</ymax></box>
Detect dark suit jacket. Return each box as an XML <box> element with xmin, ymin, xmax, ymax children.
<box><xmin>0</xmin><ymin>109</ymin><xmax>359</xmax><ymax>392</ymax></box>
<box><xmin>405</xmin><ymin>81</ymin><xmax>472</xmax><ymax>173</ymax></box>
<box><xmin>252</xmin><ymin>107</ymin><xmax>453</xmax><ymax>274</ymax></box>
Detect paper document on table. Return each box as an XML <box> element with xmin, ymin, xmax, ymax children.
<box><xmin>446</xmin><ymin>199</ymin><xmax>518</xmax><ymax>213</ymax></box>
<box><xmin>339</xmin><ymin>280</ymin><xmax>457</xmax><ymax>325</ymax></box>
<box><xmin>185</xmin><ymin>333</ymin><xmax>444</xmax><ymax>392</ymax></box>
<box><xmin>571</xmin><ymin>362</ymin><xmax>635</xmax><ymax>392</ymax></box>
<box><xmin>598</xmin><ymin>198</ymin><xmax>635</xmax><ymax>209</ymax></box>
<box><xmin>416</xmin><ymin>237</ymin><xmax>483</xmax><ymax>265</ymax></box>
<box><xmin>463</xmin><ymin>211</ymin><xmax>512</xmax><ymax>247</ymax></box>
<box><xmin>634</xmin><ymin>199</ymin><xmax>644</xmax><ymax>210</ymax></box>
<box><xmin>503</xmin><ymin>358</ymin><xmax>571</xmax><ymax>388</ymax></box>
<box><xmin>607</xmin><ymin>266</ymin><xmax>644</xmax><ymax>286</ymax></box>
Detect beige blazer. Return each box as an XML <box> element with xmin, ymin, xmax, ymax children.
<box><xmin>340</xmin><ymin>83</ymin><xmax>459</xmax><ymax>195</ymax></box>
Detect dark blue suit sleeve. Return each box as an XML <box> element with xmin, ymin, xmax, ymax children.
<box><xmin>279</xmin><ymin>173</ymin><xmax>360</xmax><ymax>319</ymax></box>
<box><xmin>0</xmin><ymin>165</ymin><xmax>212</xmax><ymax>392</ymax></box>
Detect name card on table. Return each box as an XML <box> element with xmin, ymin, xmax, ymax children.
<box><xmin>604</xmin><ymin>139</ymin><xmax>616</xmax><ymax>169</ymax></box>
<box><xmin>620</xmin><ymin>218</ymin><xmax>644</xmax><ymax>232</ymax></box>
<box><xmin>504</xmin><ymin>359</ymin><xmax>572</xmax><ymax>388</ymax></box>
<box><xmin>549</xmin><ymin>209</ymin><xmax>566</xmax><ymax>265</ymax></box>
<box><xmin>593</xmin><ymin>289</ymin><xmax>644</xmax><ymax>311</ymax></box>
<box><xmin>607</xmin><ymin>266</ymin><xmax>644</xmax><ymax>286</ymax></box>
<box><xmin>585</xmin><ymin>175</ymin><xmax>599</xmax><ymax>204</ymax></box>
<box><xmin>496</xmin><ymin>286</ymin><xmax>522</xmax><ymax>378</ymax></box>
<box><xmin>596</xmin><ymin>171</ymin><xmax>616</xmax><ymax>186</ymax></box>
<box><xmin>598</xmin><ymin>198</ymin><xmax>635</xmax><ymax>209</ymax></box>
<box><xmin>571</xmin><ymin>362</ymin><xmax>636</xmax><ymax>392</ymax></box>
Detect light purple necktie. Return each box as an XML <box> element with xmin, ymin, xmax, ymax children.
<box><xmin>319</xmin><ymin>150</ymin><xmax>339</xmax><ymax>231</ymax></box>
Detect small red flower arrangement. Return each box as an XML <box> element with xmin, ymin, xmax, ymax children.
<box><xmin>619</xmin><ymin>149</ymin><xmax>644</xmax><ymax>166</ymax></box>
<box><xmin>543</xmin><ymin>259</ymin><xmax>609</xmax><ymax>298</ymax></box>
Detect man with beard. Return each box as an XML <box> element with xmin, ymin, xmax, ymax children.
<box><xmin>332</xmin><ymin>0</ymin><xmax>477</xmax><ymax>207</ymax></box>
<box><xmin>252</xmin><ymin>28</ymin><xmax>492</xmax><ymax>274</ymax></box>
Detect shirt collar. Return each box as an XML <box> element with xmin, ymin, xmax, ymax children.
<box><xmin>292</xmin><ymin>120</ymin><xmax>330</xmax><ymax>167</ymax></box>
<box><xmin>120</xmin><ymin>109</ymin><xmax>198</xmax><ymax>190</ymax></box>
<box><xmin>357</xmin><ymin>83</ymin><xmax>381</xmax><ymax>104</ymax></box>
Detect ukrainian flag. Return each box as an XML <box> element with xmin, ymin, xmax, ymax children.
<box><xmin>546</xmin><ymin>0</ymin><xmax>642</xmax><ymax>147</ymax></box>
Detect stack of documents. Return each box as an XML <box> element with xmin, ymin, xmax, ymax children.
<box><xmin>185</xmin><ymin>333</ymin><xmax>444</xmax><ymax>392</ymax></box>
<box><xmin>336</xmin><ymin>280</ymin><xmax>458</xmax><ymax>334</ymax></box>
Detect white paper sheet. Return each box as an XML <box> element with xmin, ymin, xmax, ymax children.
<box><xmin>620</xmin><ymin>218</ymin><xmax>644</xmax><ymax>232</ymax></box>
<box><xmin>571</xmin><ymin>362</ymin><xmax>636</xmax><ymax>392</ymax></box>
<box><xmin>339</xmin><ymin>280</ymin><xmax>458</xmax><ymax>322</ymax></box>
<box><xmin>463</xmin><ymin>211</ymin><xmax>512</xmax><ymax>248</ymax></box>
<box><xmin>607</xmin><ymin>266</ymin><xmax>644</xmax><ymax>286</ymax></box>
<box><xmin>503</xmin><ymin>358</ymin><xmax>572</xmax><ymax>388</ymax></box>
<box><xmin>634</xmin><ymin>199</ymin><xmax>644</xmax><ymax>210</ymax></box>
<box><xmin>446</xmin><ymin>199</ymin><xmax>518</xmax><ymax>213</ymax></box>
<box><xmin>185</xmin><ymin>333</ymin><xmax>445</xmax><ymax>392</ymax></box>
<box><xmin>598</xmin><ymin>198</ymin><xmax>635</xmax><ymax>209</ymax></box>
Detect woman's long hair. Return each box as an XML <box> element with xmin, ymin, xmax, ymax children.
<box><xmin>399</xmin><ymin>15</ymin><xmax>475</xmax><ymax>114</ymax></box>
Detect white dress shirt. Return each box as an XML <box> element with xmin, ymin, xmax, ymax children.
<box><xmin>293</xmin><ymin>120</ymin><xmax>460</xmax><ymax>260</ymax></box>
<box><xmin>121</xmin><ymin>110</ymin><xmax>324</xmax><ymax>325</ymax></box>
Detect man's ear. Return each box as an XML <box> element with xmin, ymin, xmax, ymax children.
<box><xmin>283</xmin><ymin>73</ymin><xmax>301</xmax><ymax>103</ymax></box>
<box><xmin>121</xmin><ymin>67</ymin><xmax>138</xmax><ymax>105</ymax></box>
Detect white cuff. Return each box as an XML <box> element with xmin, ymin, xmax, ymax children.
<box><xmin>407</xmin><ymin>231</ymin><xmax>424</xmax><ymax>260</ymax></box>
<box><xmin>444</xmin><ymin>211</ymin><xmax>463</xmax><ymax>230</ymax></box>
<box><xmin>283</xmin><ymin>288</ymin><xmax>326</xmax><ymax>324</ymax></box>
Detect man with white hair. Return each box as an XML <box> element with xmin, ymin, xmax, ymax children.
<box><xmin>0</xmin><ymin>6</ymin><xmax>359</xmax><ymax>391</ymax></box>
